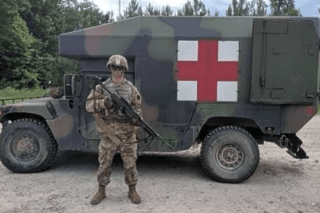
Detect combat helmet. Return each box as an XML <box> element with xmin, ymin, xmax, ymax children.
<box><xmin>106</xmin><ymin>55</ymin><xmax>129</xmax><ymax>71</ymax></box>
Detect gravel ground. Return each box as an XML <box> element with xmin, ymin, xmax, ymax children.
<box><xmin>0</xmin><ymin>116</ymin><xmax>320</xmax><ymax>213</ymax></box>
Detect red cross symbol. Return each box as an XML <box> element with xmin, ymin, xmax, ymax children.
<box><xmin>177</xmin><ymin>40</ymin><xmax>239</xmax><ymax>102</ymax></box>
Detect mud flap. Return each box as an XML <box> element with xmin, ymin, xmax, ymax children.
<box><xmin>284</xmin><ymin>134</ymin><xmax>309</xmax><ymax>159</ymax></box>
<box><xmin>286</xmin><ymin>148</ymin><xmax>308</xmax><ymax>159</ymax></box>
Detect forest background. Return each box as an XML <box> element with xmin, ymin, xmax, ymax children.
<box><xmin>0</xmin><ymin>0</ymin><xmax>309</xmax><ymax>95</ymax></box>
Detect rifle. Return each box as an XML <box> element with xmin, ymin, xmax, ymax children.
<box><xmin>94</xmin><ymin>76</ymin><xmax>173</xmax><ymax>152</ymax></box>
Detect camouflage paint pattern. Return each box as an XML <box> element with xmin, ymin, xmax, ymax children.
<box><xmin>0</xmin><ymin>16</ymin><xmax>319</xmax><ymax>154</ymax></box>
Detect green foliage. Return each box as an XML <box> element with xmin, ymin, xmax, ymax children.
<box><xmin>0</xmin><ymin>3</ymin><xmax>38</xmax><ymax>90</ymax></box>
<box><xmin>177</xmin><ymin>0</ymin><xmax>211</xmax><ymax>16</ymax></box>
<box><xmin>0</xmin><ymin>86</ymin><xmax>47</xmax><ymax>98</ymax></box>
<box><xmin>254</xmin><ymin>0</ymin><xmax>268</xmax><ymax>16</ymax></box>
<box><xmin>21</xmin><ymin>0</ymin><xmax>112</xmax><ymax>55</ymax></box>
<box><xmin>0</xmin><ymin>87</ymin><xmax>48</xmax><ymax>105</ymax></box>
<box><xmin>269</xmin><ymin>0</ymin><xmax>301</xmax><ymax>16</ymax></box>
<box><xmin>193</xmin><ymin>0</ymin><xmax>210</xmax><ymax>16</ymax></box>
<box><xmin>0</xmin><ymin>0</ymin><xmax>30</xmax><ymax>27</ymax></box>
<box><xmin>144</xmin><ymin>3</ymin><xmax>160</xmax><ymax>16</ymax></box>
<box><xmin>0</xmin><ymin>15</ymin><xmax>34</xmax><ymax>56</ymax></box>
<box><xmin>0</xmin><ymin>0</ymin><xmax>109</xmax><ymax>90</ymax></box>
<box><xmin>123</xmin><ymin>0</ymin><xmax>143</xmax><ymax>19</ymax></box>
<box><xmin>21</xmin><ymin>0</ymin><xmax>64</xmax><ymax>55</ymax></box>
<box><xmin>49</xmin><ymin>57</ymin><xmax>80</xmax><ymax>87</ymax></box>
<box><xmin>226</xmin><ymin>0</ymin><xmax>302</xmax><ymax>16</ymax></box>
<box><xmin>144</xmin><ymin>3</ymin><xmax>174</xmax><ymax>16</ymax></box>
<box><xmin>161</xmin><ymin>5</ymin><xmax>174</xmax><ymax>16</ymax></box>
<box><xmin>178</xmin><ymin>1</ymin><xmax>194</xmax><ymax>16</ymax></box>
<box><xmin>69</xmin><ymin>0</ymin><xmax>114</xmax><ymax>30</ymax></box>
<box><xmin>226</xmin><ymin>0</ymin><xmax>250</xmax><ymax>16</ymax></box>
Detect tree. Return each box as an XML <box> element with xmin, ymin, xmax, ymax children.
<box><xmin>254</xmin><ymin>0</ymin><xmax>268</xmax><ymax>16</ymax></box>
<box><xmin>0</xmin><ymin>0</ymin><xmax>113</xmax><ymax>89</ymax></box>
<box><xmin>193</xmin><ymin>0</ymin><xmax>210</xmax><ymax>16</ymax></box>
<box><xmin>76</xmin><ymin>0</ymin><xmax>113</xmax><ymax>28</ymax></box>
<box><xmin>144</xmin><ymin>3</ymin><xmax>160</xmax><ymax>16</ymax></box>
<box><xmin>248</xmin><ymin>0</ymin><xmax>268</xmax><ymax>16</ymax></box>
<box><xmin>0</xmin><ymin>0</ymin><xmax>40</xmax><ymax>89</ymax></box>
<box><xmin>144</xmin><ymin>3</ymin><xmax>174</xmax><ymax>17</ymax></box>
<box><xmin>0</xmin><ymin>0</ymin><xmax>29</xmax><ymax>28</ymax></box>
<box><xmin>161</xmin><ymin>5</ymin><xmax>174</xmax><ymax>16</ymax></box>
<box><xmin>269</xmin><ymin>0</ymin><xmax>301</xmax><ymax>16</ymax></box>
<box><xmin>20</xmin><ymin>0</ymin><xmax>65</xmax><ymax>54</ymax></box>
<box><xmin>21</xmin><ymin>0</ymin><xmax>113</xmax><ymax>55</ymax></box>
<box><xmin>20</xmin><ymin>0</ymin><xmax>112</xmax><ymax>88</ymax></box>
<box><xmin>61</xmin><ymin>0</ymin><xmax>114</xmax><ymax>32</ymax></box>
<box><xmin>226</xmin><ymin>0</ymin><xmax>268</xmax><ymax>16</ymax></box>
<box><xmin>177</xmin><ymin>0</ymin><xmax>211</xmax><ymax>16</ymax></box>
<box><xmin>0</xmin><ymin>14</ymin><xmax>40</xmax><ymax>89</ymax></box>
<box><xmin>178</xmin><ymin>1</ymin><xmax>194</xmax><ymax>16</ymax></box>
<box><xmin>226</xmin><ymin>0</ymin><xmax>250</xmax><ymax>16</ymax></box>
<box><xmin>244</xmin><ymin>0</ymin><xmax>268</xmax><ymax>16</ymax></box>
<box><xmin>123</xmin><ymin>0</ymin><xmax>143</xmax><ymax>19</ymax></box>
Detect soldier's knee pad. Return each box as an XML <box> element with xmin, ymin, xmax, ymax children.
<box><xmin>124</xmin><ymin>167</ymin><xmax>138</xmax><ymax>185</ymax></box>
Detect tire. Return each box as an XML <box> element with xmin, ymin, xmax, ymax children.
<box><xmin>0</xmin><ymin>118</ymin><xmax>58</xmax><ymax>173</ymax></box>
<box><xmin>200</xmin><ymin>126</ymin><xmax>259</xmax><ymax>183</ymax></box>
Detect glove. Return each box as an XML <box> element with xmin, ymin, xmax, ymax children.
<box><xmin>104</xmin><ymin>97</ymin><xmax>114</xmax><ymax>109</ymax></box>
<box><xmin>131</xmin><ymin>118</ymin><xmax>140</xmax><ymax>126</ymax></box>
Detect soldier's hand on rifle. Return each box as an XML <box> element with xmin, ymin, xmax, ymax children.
<box><xmin>131</xmin><ymin>118</ymin><xmax>140</xmax><ymax>127</ymax></box>
<box><xmin>104</xmin><ymin>97</ymin><xmax>114</xmax><ymax>109</ymax></box>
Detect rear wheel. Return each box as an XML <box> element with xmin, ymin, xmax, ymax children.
<box><xmin>0</xmin><ymin>118</ymin><xmax>58</xmax><ymax>173</ymax></box>
<box><xmin>200</xmin><ymin>126</ymin><xmax>259</xmax><ymax>183</ymax></box>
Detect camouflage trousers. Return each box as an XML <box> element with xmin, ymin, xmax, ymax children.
<box><xmin>96</xmin><ymin>120</ymin><xmax>138</xmax><ymax>186</ymax></box>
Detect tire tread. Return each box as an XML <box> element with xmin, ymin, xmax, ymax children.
<box><xmin>0</xmin><ymin>118</ymin><xmax>58</xmax><ymax>172</ymax></box>
<box><xmin>200</xmin><ymin>125</ymin><xmax>258</xmax><ymax>183</ymax></box>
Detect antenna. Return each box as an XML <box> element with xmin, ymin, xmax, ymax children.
<box><xmin>119</xmin><ymin>0</ymin><xmax>121</xmax><ymax>19</ymax></box>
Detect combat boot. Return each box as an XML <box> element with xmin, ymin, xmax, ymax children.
<box><xmin>90</xmin><ymin>185</ymin><xmax>106</xmax><ymax>205</ymax></box>
<box><xmin>128</xmin><ymin>185</ymin><xmax>141</xmax><ymax>204</ymax></box>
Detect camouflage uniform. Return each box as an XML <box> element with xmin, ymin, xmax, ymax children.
<box><xmin>86</xmin><ymin>78</ymin><xmax>141</xmax><ymax>186</ymax></box>
<box><xmin>86</xmin><ymin>55</ymin><xmax>142</xmax><ymax>205</ymax></box>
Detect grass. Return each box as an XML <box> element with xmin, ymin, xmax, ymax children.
<box><xmin>0</xmin><ymin>87</ymin><xmax>48</xmax><ymax>105</ymax></box>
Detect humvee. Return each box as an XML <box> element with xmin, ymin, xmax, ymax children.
<box><xmin>0</xmin><ymin>16</ymin><xmax>319</xmax><ymax>183</ymax></box>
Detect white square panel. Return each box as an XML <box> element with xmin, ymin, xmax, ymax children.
<box><xmin>178</xmin><ymin>41</ymin><xmax>198</xmax><ymax>61</ymax></box>
<box><xmin>177</xmin><ymin>81</ymin><xmax>197</xmax><ymax>101</ymax></box>
<box><xmin>217</xmin><ymin>81</ymin><xmax>238</xmax><ymax>102</ymax></box>
<box><xmin>218</xmin><ymin>41</ymin><xmax>239</xmax><ymax>61</ymax></box>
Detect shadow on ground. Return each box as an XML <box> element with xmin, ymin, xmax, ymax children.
<box><xmin>49</xmin><ymin>150</ymin><xmax>305</xmax><ymax>184</ymax></box>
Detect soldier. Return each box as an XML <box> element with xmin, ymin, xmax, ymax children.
<box><xmin>86</xmin><ymin>55</ymin><xmax>142</xmax><ymax>205</ymax></box>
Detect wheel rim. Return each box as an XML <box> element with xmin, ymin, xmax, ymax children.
<box><xmin>215</xmin><ymin>143</ymin><xmax>245</xmax><ymax>171</ymax></box>
<box><xmin>10</xmin><ymin>133</ymin><xmax>40</xmax><ymax>162</ymax></box>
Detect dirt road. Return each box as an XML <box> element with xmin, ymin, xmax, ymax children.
<box><xmin>1</xmin><ymin>116</ymin><xmax>320</xmax><ymax>213</ymax></box>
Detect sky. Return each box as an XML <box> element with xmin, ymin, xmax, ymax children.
<box><xmin>92</xmin><ymin>0</ymin><xmax>320</xmax><ymax>19</ymax></box>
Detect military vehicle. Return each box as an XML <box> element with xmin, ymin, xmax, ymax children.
<box><xmin>0</xmin><ymin>16</ymin><xmax>319</xmax><ymax>183</ymax></box>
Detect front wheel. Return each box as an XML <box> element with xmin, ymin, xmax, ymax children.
<box><xmin>0</xmin><ymin>118</ymin><xmax>58</xmax><ymax>173</ymax></box>
<box><xmin>200</xmin><ymin>126</ymin><xmax>259</xmax><ymax>183</ymax></box>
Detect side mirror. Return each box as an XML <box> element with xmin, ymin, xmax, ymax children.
<box><xmin>64</xmin><ymin>74</ymin><xmax>76</xmax><ymax>99</ymax></box>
